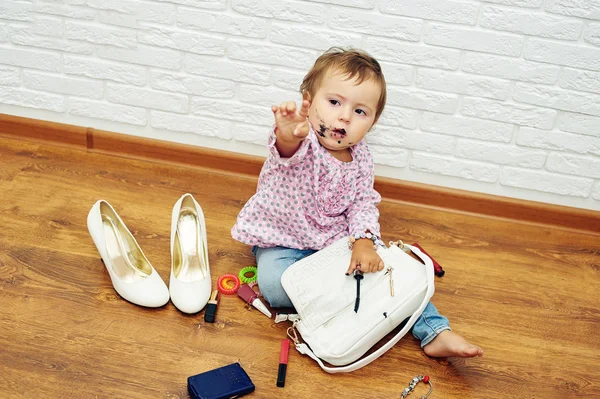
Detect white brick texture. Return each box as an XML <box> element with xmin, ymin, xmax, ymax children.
<box><xmin>106</xmin><ymin>83</ymin><xmax>189</xmax><ymax>113</ymax></box>
<box><xmin>584</xmin><ymin>23</ymin><xmax>600</xmax><ymax>47</ymax></box>
<box><xmin>65</xmin><ymin>21</ymin><xmax>137</xmax><ymax>48</ymax></box>
<box><xmin>525</xmin><ymin>39</ymin><xmax>600</xmax><ymax>71</ymax></box>
<box><xmin>378</xmin><ymin>106</ymin><xmax>419</xmax><ymax>129</ymax></box>
<box><xmin>328</xmin><ymin>9</ymin><xmax>422</xmax><ymax>41</ymax></box>
<box><xmin>68</xmin><ymin>98</ymin><xmax>147</xmax><ymax>125</ymax></box>
<box><xmin>138</xmin><ymin>26</ymin><xmax>225</xmax><ymax>56</ymax></box>
<box><xmin>416</xmin><ymin>69</ymin><xmax>511</xmax><ymax>100</ymax></box>
<box><xmin>559</xmin><ymin>68</ymin><xmax>600</xmax><ymax>94</ymax></box>
<box><xmin>517</xmin><ymin>127</ymin><xmax>600</xmax><ymax>156</ymax></box>
<box><xmin>370</xmin><ymin>145</ymin><xmax>410</xmax><ymax>168</ymax></box>
<box><xmin>270</xmin><ymin>23</ymin><xmax>362</xmax><ymax>50</ymax></box>
<box><xmin>364</xmin><ymin>37</ymin><xmax>461</xmax><ymax>69</ymax></box>
<box><xmin>501</xmin><ymin>167</ymin><xmax>592</xmax><ymax>197</ymax></box>
<box><xmin>368</xmin><ymin>125</ymin><xmax>455</xmax><ymax>154</ymax></box>
<box><xmin>462</xmin><ymin>53</ymin><xmax>560</xmax><ymax>84</ymax></box>
<box><xmin>387</xmin><ymin>87</ymin><xmax>458</xmax><ymax>114</ymax></box>
<box><xmin>379</xmin><ymin>0</ymin><xmax>479</xmax><ymax>25</ymax></box>
<box><xmin>0</xmin><ymin>87</ymin><xmax>65</xmax><ymax>112</ymax></box>
<box><xmin>150</xmin><ymin>71</ymin><xmax>235</xmax><ymax>98</ymax></box>
<box><xmin>462</xmin><ymin>97</ymin><xmax>557</xmax><ymax>129</ymax></box>
<box><xmin>231</xmin><ymin>0</ymin><xmax>327</xmax><ymax>24</ymax></box>
<box><xmin>10</xmin><ymin>26</ymin><xmax>94</xmax><ymax>54</ymax></box>
<box><xmin>559</xmin><ymin>112</ymin><xmax>600</xmax><ymax>137</ymax></box>
<box><xmin>480</xmin><ymin>6</ymin><xmax>583</xmax><ymax>40</ymax></box>
<box><xmin>0</xmin><ymin>25</ymin><xmax>8</xmax><ymax>42</ymax></box>
<box><xmin>593</xmin><ymin>183</ymin><xmax>600</xmax><ymax>201</ymax></box>
<box><xmin>177</xmin><ymin>8</ymin><xmax>269</xmax><ymax>38</ymax></box>
<box><xmin>421</xmin><ymin>113</ymin><xmax>514</xmax><ymax>142</ymax></box>
<box><xmin>64</xmin><ymin>56</ymin><xmax>147</xmax><ymax>86</ymax></box>
<box><xmin>1</xmin><ymin>0</ymin><xmax>598</xmax><ymax>211</ymax></box>
<box><xmin>483</xmin><ymin>0</ymin><xmax>543</xmax><ymax>7</ymax></box>
<box><xmin>411</xmin><ymin>152</ymin><xmax>500</xmax><ymax>183</ymax></box>
<box><xmin>232</xmin><ymin>123</ymin><xmax>271</xmax><ymax>146</ymax></box>
<box><xmin>0</xmin><ymin>2</ymin><xmax>33</xmax><ymax>21</ymax></box>
<box><xmin>0</xmin><ymin>67</ymin><xmax>20</xmax><ymax>86</ymax></box>
<box><xmin>23</xmin><ymin>70</ymin><xmax>104</xmax><ymax>99</ymax></box>
<box><xmin>545</xmin><ymin>0</ymin><xmax>600</xmax><ymax>20</ymax></box>
<box><xmin>514</xmin><ymin>83</ymin><xmax>600</xmax><ymax>117</ymax></box>
<box><xmin>424</xmin><ymin>24</ymin><xmax>524</xmax><ymax>56</ymax></box>
<box><xmin>456</xmin><ymin>139</ymin><xmax>546</xmax><ymax>168</ymax></box>
<box><xmin>239</xmin><ymin>84</ymin><xmax>300</xmax><ymax>107</ymax></box>
<box><xmin>546</xmin><ymin>153</ymin><xmax>600</xmax><ymax>179</ymax></box>
<box><xmin>151</xmin><ymin>111</ymin><xmax>233</xmax><ymax>139</ymax></box>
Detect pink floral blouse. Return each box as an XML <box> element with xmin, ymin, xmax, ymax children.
<box><xmin>231</xmin><ymin>125</ymin><xmax>381</xmax><ymax>250</ymax></box>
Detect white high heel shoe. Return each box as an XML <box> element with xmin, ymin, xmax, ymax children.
<box><xmin>87</xmin><ymin>200</ymin><xmax>169</xmax><ymax>307</ymax></box>
<box><xmin>169</xmin><ymin>193</ymin><xmax>211</xmax><ymax>314</ymax></box>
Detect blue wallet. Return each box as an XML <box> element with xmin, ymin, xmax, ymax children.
<box><xmin>187</xmin><ymin>362</ymin><xmax>255</xmax><ymax>399</ymax></box>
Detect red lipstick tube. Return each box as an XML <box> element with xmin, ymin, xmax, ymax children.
<box><xmin>276</xmin><ymin>339</ymin><xmax>290</xmax><ymax>387</ymax></box>
<box><xmin>412</xmin><ymin>243</ymin><xmax>445</xmax><ymax>277</ymax></box>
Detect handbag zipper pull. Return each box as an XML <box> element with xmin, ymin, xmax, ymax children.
<box><xmin>385</xmin><ymin>267</ymin><xmax>394</xmax><ymax>297</ymax></box>
<box><xmin>353</xmin><ymin>270</ymin><xmax>363</xmax><ymax>313</ymax></box>
<box><xmin>386</xmin><ymin>266</ymin><xmax>394</xmax><ymax>296</ymax></box>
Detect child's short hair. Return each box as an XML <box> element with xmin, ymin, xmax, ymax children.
<box><xmin>300</xmin><ymin>47</ymin><xmax>387</xmax><ymax>123</ymax></box>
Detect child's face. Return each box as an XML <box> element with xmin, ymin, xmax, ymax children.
<box><xmin>306</xmin><ymin>68</ymin><xmax>381</xmax><ymax>152</ymax></box>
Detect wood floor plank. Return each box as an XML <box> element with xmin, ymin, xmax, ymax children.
<box><xmin>0</xmin><ymin>138</ymin><xmax>39</xmax><ymax>183</ymax></box>
<box><xmin>1</xmin><ymin>136</ymin><xmax>599</xmax><ymax>398</ymax></box>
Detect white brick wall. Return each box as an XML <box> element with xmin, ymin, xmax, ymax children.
<box><xmin>1</xmin><ymin>0</ymin><xmax>599</xmax><ymax>211</ymax></box>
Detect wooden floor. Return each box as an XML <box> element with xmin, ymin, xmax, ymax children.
<box><xmin>0</xmin><ymin>135</ymin><xmax>599</xmax><ymax>399</ymax></box>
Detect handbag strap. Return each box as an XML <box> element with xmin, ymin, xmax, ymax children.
<box><xmin>292</xmin><ymin>244</ymin><xmax>435</xmax><ymax>373</ymax></box>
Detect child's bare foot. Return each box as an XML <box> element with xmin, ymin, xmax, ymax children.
<box><xmin>423</xmin><ymin>330</ymin><xmax>484</xmax><ymax>358</ymax></box>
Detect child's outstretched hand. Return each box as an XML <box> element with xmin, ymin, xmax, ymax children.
<box><xmin>272</xmin><ymin>99</ymin><xmax>310</xmax><ymax>142</ymax></box>
<box><xmin>346</xmin><ymin>240</ymin><xmax>385</xmax><ymax>274</ymax></box>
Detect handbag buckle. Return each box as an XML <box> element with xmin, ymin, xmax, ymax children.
<box><xmin>287</xmin><ymin>320</ymin><xmax>300</xmax><ymax>346</ymax></box>
<box><xmin>389</xmin><ymin>240</ymin><xmax>411</xmax><ymax>253</ymax></box>
<box><xmin>389</xmin><ymin>239</ymin><xmax>404</xmax><ymax>248</ymax></box>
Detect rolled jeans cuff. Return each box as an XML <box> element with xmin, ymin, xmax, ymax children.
<box><xmin>420</xmin><ymin>326</ymin><xmax>452</xmax><ymax>348</ymax></box>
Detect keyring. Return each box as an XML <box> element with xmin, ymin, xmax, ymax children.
<box><xmin>218</xmin><ymin>274</ymin><xmax>241</xmax><ymax>295</ymax></box>
<box><xmin>401</xmin><ymin>375</ymin><xmax>433</xmax><ymax>398</ymax></box>
<box><xmin>238</xmin><ymin>266</ymin><xmax>258</xmax><ymax>284</ymax></box>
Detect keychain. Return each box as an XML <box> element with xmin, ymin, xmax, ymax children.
<box><xmin>400</xmin><ymin>375</ymin><xmax>433</xmax><ymax>398</ymax></box>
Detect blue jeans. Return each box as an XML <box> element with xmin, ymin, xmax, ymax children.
<box><xmin>253</xmin><ymin>246</ymin><xmax>451</xmax><ymax>347</ymax></box>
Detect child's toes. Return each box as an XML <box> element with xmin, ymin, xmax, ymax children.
<box><xmin>462</xmin><ymin>344</ymin><xmax>483</xmax><ymax>357</ymax></box>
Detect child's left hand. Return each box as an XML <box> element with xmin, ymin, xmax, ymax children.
<box><xmin>346</xmin><ymin>240</ymin><xmax>384</xmax><ymax>274</ymax></box>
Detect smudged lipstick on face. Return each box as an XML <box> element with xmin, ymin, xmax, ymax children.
<box><xmin>318</xmin><ymin>123</ymin><xmax>327</xmax><ymax>137</ymax></box>
<box><xmin>315</xmin><ymin>110</ymin><xmax>348</xmax><ymax>143</ymax></box>
<box><xmin>330</xmin><ymin>128</ymin><xmax>347</xmax><ymax>139</ymax></box>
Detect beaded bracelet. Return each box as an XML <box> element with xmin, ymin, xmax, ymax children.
<box><xmin>348</xmin><ymin>231</ymin><xmax>385</xmax><ymax>250</ymax></box>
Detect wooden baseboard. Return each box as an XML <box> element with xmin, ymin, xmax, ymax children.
<box><xmin>1</xmin><ymin>113</ymin><xmax>598</xmax><ymax>234</ymax></box>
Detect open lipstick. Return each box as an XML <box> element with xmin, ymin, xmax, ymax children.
<box><xmin>237</xmin><ymin>284</ymin><xmax>272</xmax><ymax>318</ymax></box>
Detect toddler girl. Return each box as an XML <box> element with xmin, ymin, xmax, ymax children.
<box><xmin>232</xmin><ymin>47</ymin><xmax>483</xmax><ymax>358</ymax></box>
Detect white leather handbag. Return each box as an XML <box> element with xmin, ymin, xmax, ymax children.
<box><xmin>280</xmin><ymin>237</ymin><xmax>435</xmax><ymax>373</ymax></box>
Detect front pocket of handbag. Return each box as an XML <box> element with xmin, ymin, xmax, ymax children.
<box><xmin>304</xmin><ymin>276</ymin><xmax>427</xmax><ymax>362</ymax></box>
<box><xmin>296</xmin><ymin>245</ymin><xmax>429</xmax><ymax>363</ymax></box>
<box><xmin>287</xmin><ymin>255</ymin><xmax>397</xmax><ymax>334</ymax></box>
